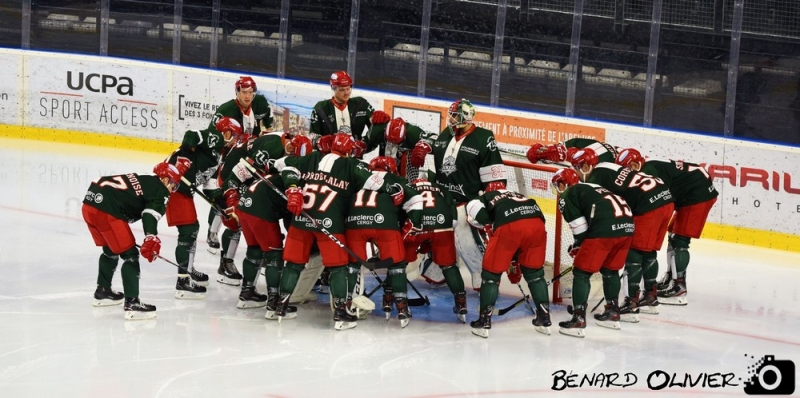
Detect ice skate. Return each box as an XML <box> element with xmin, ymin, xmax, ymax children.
<box><xmin>559</xmin><ymin>304</ymin><xmax>586</xmax><ymax>338</ymax></box>
<box><xmin>237</xmin><ymin>283</ymin><xmax>268</xmax><ymax>309</ymax></box>
<box><xmin>189</xmin><ymin>268</ymin><xmax>209</xmax><ymax>287</ymax></box>
<box><xmin>656</xmin><ymin>271</ymin><xmax>673</xmax><ymax>291</ymax></box>
<box><xmin>206</xmin><ymin>231</ymin><xmax>220</xmax><ymax>254</ymax></box>
<box><xmin>659</xmin><ymin>277</ymin><xmax>687</xmax><ymax>305</ymax></box>
<box><xmin>175</xmin><ymin>275</ymin><xmax>207</xmax><ymax>299</ymax></box>
<box><xmin>217</xmin><ymin>258</ymin><xmax>243</xmax><ymax>286</ymax></box>
<box><xmin>382</xmin><ymin>290</ymin><xmax>394</xmax><ymax>320</ymax></box>
<box><xmin>619</xmin><ymin>294</ymin><xmax>640</xmax><ymax>323</ymax></box>
<box><xmin>265</xmin><ymin>293</ymin><xmax>297</xmax><ymax>321</ymax></box>
<box><xmin>594</xmin><ymin>299</ymin><xmax>621</xmax><ymax>330</ymax></box>
<box><xmin>124</xmin><ymin>297</ymin><xmax>156</xmax><ymax>320</ymax></box>
<box><xmin>453</xmin><ymin>291</ymin><xmax>467</xmax><ymax>323</ymax></box>
<box><xmin>93</xmin><ymin>286</ymin><xmax>124</xmax><ymax>307</ymax></box>
<box><xmin>639</xmin><ymin>286</ymin><xmax>660</xmax><ymax>314</ymax></box>
<box><xmin>395</xmin><ymin>296</ymin><xmax>412</xmax><ymax>328</ymax></box>
<box><xmin>470</xmin><ymin>306</ymin><xmax>493</xmax><ymax>338</ymax></box>
<box><xmin>333</xmin><ymin>298</ymin><xmax>357</xmax><ymax>331</ymax></box>
<box><xmin>532</xmin><ymin>302</ymin><xmax>552</xmax><ymax>335</ymax></box>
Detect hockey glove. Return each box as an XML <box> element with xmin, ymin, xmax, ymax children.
<box><xmin>317</xmin><ymin>135</ymin><xmax>334</xmax><ymax>153</ymax></box>
<box><xmin>175</xmin><ymin>156</ymin><xmax>192</xmax><ymax>176</ymax></box>
<box><xmin>221</xmin><ymin>212</ymin><xmax>239</xmax><ymax>231</ymax></box>
<box><xmin>388</xmin><ymin>183</ymin><xmax>404</xmax><ymax>206</ymax></box>
<box><xmin>541</xmin><ymin>143</ymin><xmax>568</xmax><ymax>162</ymax></box>
<box><xmin>140</xmin><ymin>235</ymin><xmax>161</xmax><ymax>263</ymax></box>
<box><xmin>568</xmin><ymin>243</ymin><xmax>580</xmax><ymax>258</ymax></box>
<box><xmin>526</xmin><ymin>143</ymin><xmax>544</xmax><ymax>164</ymax></box>
<box><xmin>482</xmin><ymin>224</ymin><xmax>494</xmax><ymax>239</ymax></box>
<box><xmin>401</xmin><ymin>219</ymin><xmax>421</xmax><ymax>241</ymax></box>
<box><xmin>370</xmin><ymin>110</ymin><xmax>391</xmax><ymax>125</ymax></box>
<box><xmin>353</xmin><ymin>140</ymin><xmax>368</xmax><ymax>159</ymax></box>
<box><xmin>285</xmin><ymin>186</ymin><xmax>305</xmax><ymax>216</ymax></box>
<box><xmin>410</xmin><ymin>141</ymin><xmax>431</xmax><ymax>168</ymax></box>
<box><xmin>224</xmin><ymin>188</ymin><xmax>240</xmax><ymax>209</ymax></box>
<box><xmin>507</xmin><ymin>261</ymin><xmax>522</xmax><ymax>284</ymax></box>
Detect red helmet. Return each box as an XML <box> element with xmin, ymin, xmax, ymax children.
<box><xmin>215</xmin><ymin>117</ymin><xmax>244</xmax><ymax>142</ymax></box>
<box><xmin>385</xmin><ymin>118</ymin><xmax>407</xmax><ymax>145</ymax></box>
<box><xmin>290</xmin><ymin>135</ymin><xmax>313</xmax><ymax>157</ymax></box>
<box><xmin>235</xmin><ymin>76</ymin><xmax>257</xmax><ymax>92</ymax></box>
<box><xmin>615</xmin><ymin>148</ymin><xmax>643</xmax><ymax>168</ymax></box>
<box><xmin>484</xmin><ymin>181</ymin><xmax>506</xmax><ymax>193</ymax></box>
<box><xmin>551</xmin><ymin>168</ymin><xmax>579</xmax><ymax>193</ymax></box>
<box><xmin>566</xmin><ymin>147</ymin><xmax>579</xmax><ymax>160</ymax></box>
<box><xmin>569</xmin><ymin>147</ymin><xmax>599</xmax><ymax>170</ymax></box>
<box><xmin>331</xmin><ymin>132</ymin><xmax>355</xmax><ymax>156</ymax></box>
<box><xmin>153</xmin><ymin>162</ymin><xmax>184</xmax><ymax>192</ymax></box>
<box><xmin>330</xmin><ymin>71</ymin><xmax>353</xmax><ymax>88</ymax></box>
<box><xmin>368</xmin><ymin>156</ymin><xmax>397</xmax><ymax>174</ymax></box>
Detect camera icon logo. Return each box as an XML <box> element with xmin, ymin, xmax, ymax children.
<box><xmin>744</xmin><ymin>355</ymin><xmax>795</xmax><ymax>395</ymax></box>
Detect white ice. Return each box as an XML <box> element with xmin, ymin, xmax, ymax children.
<box><xmin>0</xmin><ymin>137</ymin><xmax>798</xmax><ymax>397</ymax></box>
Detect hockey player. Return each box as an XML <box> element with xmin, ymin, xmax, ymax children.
<box><xmin>570</xmin><ymin>148</ymin><xmax>674</xmax><ymax>322</ymax></box>
<box><xmin>230</xmin><ymin>136</ymin><xmax>313</xmax><ymax>317</ymax></box>
<box><xmin>164</xmin><ymin>117</ymin><xmax>244</xmax><ymax>299</ymax></box>
<box><xmin>526</xmin><ymin>138</ymin><xmax>619</xmax><ymax>164</ymax></box>
<box><xmin>363</xmin><ymin>116</ymin><xmax>435</xmax><ymax>181</ymax></box>
<box><xmin>409</xmin><ymin>98</ymin><xmax>507</xmax><ymax>290</ymax></box>
<box><xmin>273</xmin><ymin>132</ymin><xmax>408</xmax><ymax>330</ymax></box>
<box><xmin>465</xmin><ymin>185</ymin><xmax>549</xmax><ymax>338</ymax></box>
<box><xmin>309</xmin><ymin>70</ymin><xmax>385</xmax><ymax>143</ymax></box>
<box><xmin>551</xmin><ymin>168</ymin><xmax>634</xmax><ymax>338</ymax></box>
<box><xmin>205</xmin><ymin>76</ymin><xmax>274</xmax><ymax>253</ymax></box>
<box><xmin>83</xmin><ymin>161</ymin><xmax>189</xmax><ymax>319</ymax></box>
<box><xmin>402</xmin><ymin>171</ymin><xmax>468</xmax><ymax>323</ymax></box>
<box><xmin>615</xmin><ymin>148</ymin><xmax>718</xmax><ymax>305</ymax></box>
<box><xmin>345</xmin><ymin>156</ymin><xmax>423</xmax><ymax>327</ymax></box>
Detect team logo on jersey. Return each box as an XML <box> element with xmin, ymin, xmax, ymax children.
<box><xmin>253</xmin><ymin>150</ymin><xmax>269</xmax><ymax>168</ymax></box>
<box><xmin>487</xmin><ymin>137</ymin><xmax>497</xmax><ymax>152</ymax></box>
<box><xmin>242</xmin><ymin>198</ymin><xmax>252</xmax><ymax>207</ymax></box>
<box><xmin>207</xmin><ymin>134</ymin><xmax>220</xmax><ymax>149</ymax></box>
<box><xmin>94</xmin><ymin>193</ymin><xmax>103</xmax><ymax>203</ymax></box>
<box><xmin>322</xmin><ymin>218</ymin><xmax>333</xmax><ymax>228</ymax></box>
<box><xmin>374</xmin><ymin>214</ymin><xmax>385</xmax><ymax>224</ymax></box>
<box><xmin>441</xmin><ymin>155</ymin><xmax>457</xmax><ymax>176</ymax></box>
<box><xmin>437</xmin><ymin>214</ymin><xmax>445</xmax><ymax>224</ymax></box>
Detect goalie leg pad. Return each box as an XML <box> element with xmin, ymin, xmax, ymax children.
<box><xmin>289</xmin><ymin>254</ymin><xmax>323</xmax><ymax>304</ymax></box>
<box><xmin>454</xmin><ymin>206</ymin><xmax>486</xmax><ymax>290</ymax></box>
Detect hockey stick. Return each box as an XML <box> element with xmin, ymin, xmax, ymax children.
<box><xmin>239</xmin><ymin>158</ymin><xmax>393</xmax><ymax>271</ymax></box>
<box><xmin>134</xmin><ymin>244</ymin><xmax>188</xmax><ymax>273</ymax></box>
<box><xmin>180</xmin><ymin>176</ymin><xmax>225</xmax><ymax>214</ymax></box>
<box><xmin>494</xmin><ymin>265</ymin><xmax>575</xmax><ymax>316</ymax></box>
<box><xmin>362</xmin><ymin>259</ymin><xmax>429</xmax><ymax>306</ymax></box>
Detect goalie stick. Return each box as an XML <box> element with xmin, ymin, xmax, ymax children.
<box><xmin>238</xmin><ymin>159</ymin><xmax>393</xmax><ymax>271</ymax></box>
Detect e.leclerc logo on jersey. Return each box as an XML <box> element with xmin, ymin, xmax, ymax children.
<box><xmin>66</xmin><ymin>71</ymin><xmax>133</xmax><ymax>96</ymax></box>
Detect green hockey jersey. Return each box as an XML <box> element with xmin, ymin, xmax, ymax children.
<box><xmin>346</xmin><ymin>173</ymin><xmax>422</xmax><ymax>231</ymax></box>
<box><xmin>565</xmin><ymin>138</ymin><xmax>618</xmax><ymax>163</ymax></box>
<box><xmin>309</xmin><ymin>97</ymin><xmax>374</xmax><ymax>140</ymax></box>
<box><xmin>558</xmin><ymin>182</ymin><xmax>634</xmax><ymax>245</ymax></box>
<box><xmin>428</xmin><ymin>126</ymin><xmax>506</xmax><ymax>204</ymax></box>
<box><xmin>83</xmin><ymin>173</ymin><xmax>170</xmax><ymax>236</ymax></box>
<box><xmin>220</xmin><ymin>133</ymin><xmax>287</xmax><ymax>193</ymax></box>
<box><xmin>209</xmin><ymin>95</ymin><xmax>273</xmax><ymax>137</ymax></box>
<box><xmin>467</xmin><ymin>189</ymin><xmax>545</xmax><ymax>230</ymax></box>
<box><xmin>639</xmin><ymin>159</ymin><xmax>718</xmax><ymax>207</ymax></box>
<box><xmin>409</xmin><ymin>175</ymin><xmax>458</xmax><ymax>231</ymax></box>
<box><xmin>587</xmin><ymin>163</ymin><xmax>674</xmax><ymax>215</ymax></box>
<box><xmin>237</xmin><ymin>174</ymin><xmax>288</xmax><ymax>223</ymax></box>
<box><xmin>169</xmin><ymin>128</ymin><xmax>226</xmax><ymax>196</ymax></box>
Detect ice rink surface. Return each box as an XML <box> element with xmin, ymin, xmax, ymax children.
<box><xmin>0</xmin><ymin>137</ymin><xmax>798</xmax><ymax>397</ymax></box>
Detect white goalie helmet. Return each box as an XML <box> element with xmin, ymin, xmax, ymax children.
<box><xmin>447</xmin><ymin>98</ymin><xmax>476</xmax><ymax>130</ymax></box>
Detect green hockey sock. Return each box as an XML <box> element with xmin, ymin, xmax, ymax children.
<box><xmin>521</xmin><ymin>267</ymin><xmax>549</xmax><ymax>306</ymax></box>
<box><xmin>220</xmin><ymin>228</ymin><xmax>235</xmax><ymax>258</ymax></box>
<box><xmin>572</xmin><ymin>268</ymin><xmax>592</xmax><ymax>306</ymax></box>
<box><xmin>97</xmin><ymin>247</ymin><xmax>119</xmax><ymax>288</ymax></box>
<box><xmin>642</xmin><ymin>252</ymin><xmax>659</xmax><ymax>290</ymax></box>
<box><xmin>175</xmin><ymin>223</ymin><xmax>198</xmax><ymax>273</ymax></box>
<box><xmin>346</xmin><ymin>263</ymin><xmax>360</xmax><ymax>294</ymax></box>
<box><xmin>625</xmin><ymin>249</ymin><xmax>644</xmax><ymax>296</ymax></box>
<box><xmin>441</xmin><ymin>265</ymin><xmax>465</xmax><ymax>294</ymax></box>
<box><xmin>479</xmin><ymin>270</ymin><xmax>501</xmax><ymax>309</ymax></box>
<box><xmin>329</xmin><ymin>266</ymin><xmax>349</xmax><ymax>300</ymax></box>
<box><xmin>670</xmin><ymin>234</ymin><xmax>692</xmax><ymax>277</ymax></box>
<box><xmin>600</xmin><ymin>268</ymin><xmax>621</xmax><ymax>302</ymax></box>
<box><xmin>263</xmin><ymin>251</ymin><xmax>282</xmax><ymax>290</ymax></box>
<box><xmin>279</xmin><ymin>262</ymin><xmax>304</xmax><ymax>295</ymax></box>
<box><xmin>388</xmin><ymin>264</ymin><xmax>407</xmax><ymax>294</ymax></box>
<box><xmin>120</xmin><ymin>249</ymin><xmax>141</xmax><ymax>298</ymax></box>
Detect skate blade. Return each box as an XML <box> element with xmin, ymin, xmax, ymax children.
<box><xmin>659</xmin><ymin>296</ymin><xmax>688</xmax><ymax>305</ymax></box>
<box><xmin>174</xmin><ymin>291</ymin><xmax>207</xmax><ymax>300</ymax></box>
<box><xmin>191</xmin><ymin>280</ymin><xmax>209</xmax><ymax>287</ymax></box>
<box><xmin>206</xmin><ymin>247</ymin><xmax>218</xmax><ymax>255</ymax></box>
<box><xmin>93</xmin><ymin>298</ymin><xmax>123</xmax><ymax>307</ymax></box>
<box><xmin>457</xmin><ymin>313</ymin><xmax>466</xmax><ymax>324</ymax></box>
<box><xmin>639</xmin><ymin>305</ymin><xmax>659</xmax><ymax>315</ymax></box>
<box><xmin>558</xmin><ymin>327</ymin><xmax>586</xmax><ymax>338</ymax></box>
<box><xmin>534</xmin><ymin>325</ymin><xmax>551</xmax><ymax>335</ymax></box>
<box><xmin>596</xmin><ymin>320</ymin><xmax>621</xmax><ymax>330</ymax></box>
<box><xmin>620</xmin><ymin>313</ymin><xmax>640</xmax><ymax>323</ymax></box>
<box><xmin>384</xmin><ymin>311</ymin><xmax>392</xmax><ymax>321</ymax></box>
<box><xmin>471</xmin><ymin>328</ymin><xmax>489</xmax><ymax>338</ymax></box>
<box><xmin>236</xmin><ymin>300</ymin><xmax>267</xmax><ymax>309</ymax></box>
<box><xmin>334</xmin><ymin>320</ymin><xmax>357</xmax><ymax>331</ymax></box>
<box><xmin>124</xmin><ymin>310</ymin><xmax>157</xmax><ymax>320</ymax></box>
<box><xmin>216</xmin><ymin>275</ymin><xmax>242</xmax><ymax>286</ymax></box>
<box><xmin>266</xmin><ymin>311</ymin><xmax>297</xmax><ymax>320</ymax></box>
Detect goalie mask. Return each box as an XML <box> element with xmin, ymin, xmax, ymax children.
<box><xmin>447</xmin><ymin>98</ymin><xmax>476</xmax><ymax>130</ymax></box>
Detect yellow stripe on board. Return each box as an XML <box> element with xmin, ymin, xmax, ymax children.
<box><xmin>2</xmin><ymin>124</ymin><xmax>797</xmax><ymax>253</ymax></box>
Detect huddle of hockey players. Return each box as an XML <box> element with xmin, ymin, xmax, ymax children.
<box><xmin>82</xmin><ymin>71</ymin><xmax>718</xmax><ymax>337</ymax></box>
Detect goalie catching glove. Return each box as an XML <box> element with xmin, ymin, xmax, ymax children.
<box><xmin>285</xmin><ymin>186</ymin><xmax>305</xmax><ymax>216</ymax></box>
<box><xmin>140</xmin><ymin>235</ymin><xmax>161</xmax><ymax>263</ymax></box>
